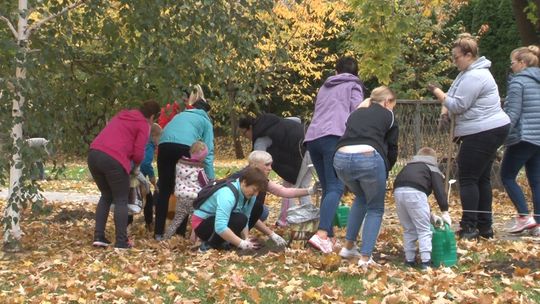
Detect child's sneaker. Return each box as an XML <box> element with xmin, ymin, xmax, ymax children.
<box><xmin>420</xmin><ymin>260</ymin><xmax>432</xmax><ymax>271</ymax></box>
<box><xmin>405</xmin><ymin>260</ymin><xmax>417</xmax><ymax>268</ymax></box>
<box><xmin>198</xmin><ymin>242</ymin><xmax>212</xmax><ymax>253</ymax></box>
<box><xmin>154</xmin><ymin>234</ymin><xmax>164</xmax><ymax>241</ymax></box>
<box><xmin>507</xmin><ymin>215</ymin><xmax>536</xmax><ymax>233</ymax></box>
<box><xmin>339</xmin><ymin>246</ymin><xmax>361</xmax><ymax>259</ymax></box>
<box><xmin>308</xmin><ymin>234</ymin><xmax>333</xmax><ymax>253</ymax></box>
<box><xmin>128</xmin><ymin>200</ymin><xmax>143</xmax><ymax>215</ymax></box>
<box><xmin>92</xmin><ymin>236</ymin><xmax>111</xmax><ymax>248</ymax></box>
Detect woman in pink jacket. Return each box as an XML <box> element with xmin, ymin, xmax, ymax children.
<box><xmin>88</xmin><ymin>100</ymin><xmax>160</xmax><ymax>249</ymax></box>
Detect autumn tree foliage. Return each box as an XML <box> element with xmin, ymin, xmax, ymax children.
<box><xmin>349</xmin><ymin>0</ymin><xmax>468</xmax><ymax>96</ymax></box>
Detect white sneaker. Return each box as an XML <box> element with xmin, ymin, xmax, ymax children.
<box><xmin>128</xmin><ymin>201</ymin><xmax>142</xmax><ymax>215</ymax></box>
<box><xmin>110</xmin><ymin>203</ymin><xmax>142</xmax><ymax>215</ymax></box>
<box><xmin>357</xmin><ymin>257</ymin><xmax>379</xmax><ymax>269</ymax></box>
<box><xmin>339</xmin><ymin>246</ymin><xmax>361</xmax><ymax>259</ymax></box>
<box><xmin>308</xmin><ymin>234</ymin><xmax>333</xmax><ymax>254</ymax></box>
<box><xmin>507</xmin><ymin>215</ymin><xmax>536</xmax><ymax>233</ymax></box>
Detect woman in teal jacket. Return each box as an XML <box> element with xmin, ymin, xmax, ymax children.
<box><xmin>154</xmin><ymin>99</ymin><xmax>214</xmax><ymax>239</ymax></box>
<box><xmin>501</xmin><ymin>45</ymin><xmax>540</xmax><ymax>236</ymax></box>
<box><xmin>192</xmin><ymin>167</ymin><xmax>269</xmax><ymax>250</ymax></box>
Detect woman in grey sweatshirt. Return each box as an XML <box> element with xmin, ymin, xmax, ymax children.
<box><xmin>429</xmin><ymin>33</ymin><xmax>510</xmax><ymax>240</ymax></box>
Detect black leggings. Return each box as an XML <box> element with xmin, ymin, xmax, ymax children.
<box><xmin>457</xmin><ymin>124</ymin><xmax>510</xmax><ymax>230</ymax></box>
<box><xmin>154</xmin><ymin>142</ymin><xmax>191</xmax><ymax>235</ymax></box>
<box><xmin>195</xmin><ymin>213</ymin><xmax>248</xmax><ymax>248</ymax></box>
<box><xmin>87</xmin><ymin>149</ymin><xmax>130</xmax><ymax>246</ymax></box>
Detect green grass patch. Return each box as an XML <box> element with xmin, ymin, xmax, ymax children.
<box><xmin>488</xmin><ymin>250</ymin><xmax>509</xmax><ymax>262</ymax></box>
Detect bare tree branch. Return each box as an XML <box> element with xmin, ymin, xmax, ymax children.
<box><xmin>0</xmin><ymin>15</ymin><xmax>18</xmax><ymax>39</ymax></box>
<box><xmin>25</xmin><ymin>0</ymin><xmax>87</xmax><ymax>36</ymax></box>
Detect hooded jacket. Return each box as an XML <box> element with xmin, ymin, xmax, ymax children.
<box><xmin>503</xmin><ymin>66</ymin><xmax>540</xmax><ymax>146</ymax></box>
<box><xmin>252</xmin><ymin>114</ymin><xmax>305</xmax><ymax>184</ymax></box>
<box><xmin>444</xmin><ymin>56</ymin><xmax>510</xmax><ymax>137</ymax></box>
<box><xmin>305</xmin><ymin>73</ymin><xmax>364</xmax><ymax>142</ymax></box>
<box><xmin>159</xmin><ymin>109</ymin><xmax>215</xmax><ymax>179</ymax></box>
<box><xmin>393</xmin><ymin>155</ymin><xmax>448</xmax><ymax>212</ymax></box>
<box><xmin>90</xmin><ymin>109</ymin><xmax>150</xmax><ymax>174</ymax></box>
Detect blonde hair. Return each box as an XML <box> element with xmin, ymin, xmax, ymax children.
<box><xmin>452</xmin><ymin>33</ymin><xmax>479</xmax><ymax>58</ymax></box>
<box><xmin>364</xmin><ymin>86</ymin><xmax>396</xmax><ymax>105</ymax></box>
<box><xmin>511</xmin><ymin>45</ymin><xmax>540</xmax><ymax>67</ymax></box>
<box><xmin>416</xmin><ymin>147</ymin><xmax>437</xmax><ymax>159</ymax></box>
<box><xmin>248</xmin><ymin>151</ymin><xmax>273</xmax><ymax>166</ymax></box>
<box><xmin>190</xmin><ymin>141</ymin><xmax>207</xmax><ymax>155</ymax></box>
<box><xmin>188</xmin><ymin>84</ymin><xmax>205</xmax><ymax>105</ymax></box>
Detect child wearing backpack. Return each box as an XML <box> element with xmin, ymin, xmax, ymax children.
<box><xmin>163</xmin><ymin>141</ymin><xmax>209</xmax><ymax>240</ymax></box>
<box><xmin>393</xmin><ymin>147</ymin><xmax>450</xmax><ymax>269</ymax></box>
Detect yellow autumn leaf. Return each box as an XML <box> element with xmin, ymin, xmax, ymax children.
<box><xmin>166</xmin><ymin>273</ymin><xmax>180</xmax><ymax>283</ymax></box>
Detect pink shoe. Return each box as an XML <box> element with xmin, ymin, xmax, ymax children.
<box><xmin>507</xmin><ymin>215</ymin><xmax>536</xmax><ymax>233</ymax></box>
<box><xmin>308</xmin><ymin>234</ymin><xmax>333</xmax><ymax>253</ymax></box>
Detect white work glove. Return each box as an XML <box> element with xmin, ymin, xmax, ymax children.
<box><xmin>441</xmin><ymin>211</ymin><xmax>452</xmax><ymax>226</ymax></box>
<box><xmin>430</xmin><ymin>213</ymin><xmax>443</xmax><ymax>226</ymax></box>
<box><xmin>238</xmin><ymin>239</ymin><xmax>259</xmax><ymax>250</ymax></box>
<box><xmin>270</xmin><ymin>232</ymin><xmax>287</xmax><ymax>247</ymax></box>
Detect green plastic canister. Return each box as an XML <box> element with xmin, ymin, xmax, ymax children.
<box><xmin>431</xmin><ymin>223</ymin><xmax>457</xmax><ymax>267</ymax></box>
<box><xmin>333</xmin><ymin>203</ymin><xmax>350</xmax><ymax>228</ymax></box>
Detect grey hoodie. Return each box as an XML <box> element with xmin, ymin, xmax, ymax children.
<box><xmin>444</xmin><ymin>56</ymin><xmax>510</xmax><ymax>137</ymax></box>
<box><xmin>503</xmin><ymin>66</ymin><xmax>540</xmax><ymax>146</ymax></box>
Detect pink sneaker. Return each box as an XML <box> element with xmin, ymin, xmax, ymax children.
<box><xmin>308</xmin><ymin>234</ymin><xmax>333</xmax><ymax>253</ymax></box>
<box><xmin>507</xmin><ymin>215</ymin><xmax>536</xmax><ymax>233</ymax></box>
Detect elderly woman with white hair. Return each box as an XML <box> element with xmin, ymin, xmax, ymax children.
<box><xmin>229</xmin><ymin>151</ymin><xmax>318</xmax><ymax>242</ymax></box>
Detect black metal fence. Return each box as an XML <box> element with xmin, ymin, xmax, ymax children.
<box><xmin>393</xmin><ymin>99</ymin><xmax>504</xmax><ymax>188</ymax></box>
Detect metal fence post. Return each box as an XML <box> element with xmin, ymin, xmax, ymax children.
<box><xmin>413</xmin><ymin>102</ymin><xmax>422</xmax><ymax>153</ymax></box>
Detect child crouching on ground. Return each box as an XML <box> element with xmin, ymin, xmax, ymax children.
<box><xmin>163</xmin><ymin>141</ymin><xmax>209</xmax><ymax>240</ymax></box>
<box><xmin>393</xmin><ymin>147</ymin><xmax>450</xmax><ymax>269</ymax></box>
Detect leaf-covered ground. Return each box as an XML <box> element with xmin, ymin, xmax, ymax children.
<box><xmin>0</xmin><ymin>156</ymin><xmax>539</xmax><ymax>303</ymax></box>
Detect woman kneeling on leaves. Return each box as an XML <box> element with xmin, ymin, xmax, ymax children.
<box><xmin>192</xmin><ymin>166</ymin><xmax>286</xmax><ymax>250</ymax></box>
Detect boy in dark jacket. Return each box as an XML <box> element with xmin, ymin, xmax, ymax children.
<box><xmin>393</xmin><ymin>147</ymin><xmax>450</xmax><ymax>269</ymax></box>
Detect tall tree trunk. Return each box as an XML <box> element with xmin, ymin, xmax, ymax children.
<box><xmin>3</xmin><ymin>0</ymin><xmax>29</xmax><ymax>252</ymax></box>
<box><xmin>2</xmin><ymin>0</ymin><xmax>87</xmax><ymax>252</ymax></box>
<box><xmin>512</xmin><ymin>0</ymin><xmax>540</xmax><ymax>45</ymax></box>
<box><xmin>226</xmin><ymin>82</ymin><xmax>244</xmax><ymax>160</ymax></box>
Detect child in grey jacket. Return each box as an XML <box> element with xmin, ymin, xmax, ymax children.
<box><xmin>393</xmin><ymin>147</ymin><xmax>450</xmax><ymax>269</ymax></box>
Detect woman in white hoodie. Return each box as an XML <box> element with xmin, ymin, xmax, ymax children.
<box><xmin>429</xmin><ymin>33</ymin><xmax>510</xmax><ymax>240</ymax></box>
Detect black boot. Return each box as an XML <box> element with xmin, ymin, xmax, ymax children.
<box><xmin>478</xmin><ymin>227</ymin><xmax>494</xmax><ymax>239</ymax></box>
<box><xmin>458</xmin><ymin>226</ymin><xmax>479</xmax><ymax>240</ymax></box>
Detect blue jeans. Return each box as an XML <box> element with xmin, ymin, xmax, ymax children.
<box><xmin>333</xmin><ymin>150</ymin><xmax>386</xmax><ymax>256</ymax></box>
<box><xmin>501</xmin><ymin>141</ymin><xmax>540</xmax><ymax>223</ymax></box>
<box><xmin>306</xmin><ymin>136</ymin><xmax>345</xmax><ymax>237</ymax></box>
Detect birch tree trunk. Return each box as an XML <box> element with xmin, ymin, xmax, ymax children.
<box><xmin>3</xmin><ymin>0</ymin><xmax>29</xmax><ymax>253</ymax></box>
<box><xmin>1</xmin><ymin>0</ymin><xmax>87</xmax><ymax>252</ymax></box>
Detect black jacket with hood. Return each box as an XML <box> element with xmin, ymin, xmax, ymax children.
<box><xmin>251</xmin><ymin>113</ymin><xmax>305</xmax><ymax>184</ymax></box>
